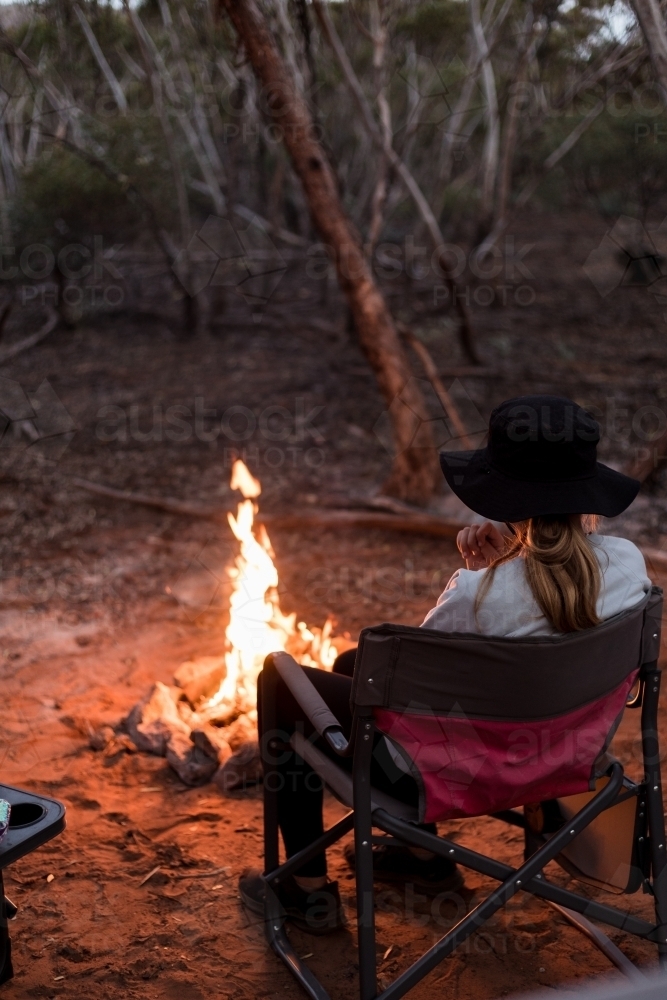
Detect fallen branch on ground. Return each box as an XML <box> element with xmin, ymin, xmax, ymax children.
<box><xmin>0</xmin><ymin>297</ymin><xmax>13</xmax><ymax>342</ymax></box>
<box><xmin>69</xmin><ymin>477</ymin><xmax>667</xmax><ymax>569</ymax></box>
<box><xmin>70</xmin><ymin>477</ymin><xmax>227</xmax><ymax>520</ymax></box>
<box><xmin>0</xmin><ymin>308</ymin><xmax>59</xmax><ymax>366</ymax></box>
<box><xmin>70</xmin><ymin>477</ymin><xmax>462</xmax><ymax>538</ymax></box>
<box><xmin>263</xmin><ymin>509</ymin><xmax>462</xmax><ymax>538</ymax></box>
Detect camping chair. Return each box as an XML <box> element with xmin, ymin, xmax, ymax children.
<box><xmin>260</xmin><ymin>585</ymin><xmax>667</xmax><ymax>1000</ymax></box>
<box><xmin>0</xmin><ymin>785</ymin><xmax>65</xmax><ymax>984</ymax></box>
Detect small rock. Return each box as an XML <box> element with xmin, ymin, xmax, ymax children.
<box><xmin>213</xmin><ymin>741</ymin><xmax>263</xmax><ymax>793</ymax></box>
<box><xmin>104</xmin><ymin>733</ymin><xmax>137</xmax><ymax>756</ymax></box>
<box><xmin>125</xmin><ymin>682</ymin><xmax>190</xmax><ymax>756</ymax></box>
<box><xmin>191</xmin><ymin>726</ymin><xmax>233</xmax><ymax>765</ymax></box>
<box><xmin>89</xmin><ymin>725</ymin><xmax>115</xmax><ymax>751</ymax></box>
<box><xmin>166</xmin><ymin>731</ymin><xmax>218</xmax><ymax>786</ymax></box>
<box><xmin>174</xmin><ymin>656</ymin><xmax>226</xmax><ymax>706</ymax></box>
<box><xmin>175</xmin><ymin>699</ymin><xmax>204</xmax><ymax>730</ymax></box>
<box><xmin>222</xmin><ymin>714</ymin><xmax>257</xmax><ymax>751</ymax></box>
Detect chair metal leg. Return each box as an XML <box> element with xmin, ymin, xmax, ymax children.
<box><xmin>265</xmin><ymin>882</ymin><xmax>332</xmax><ymax>1000</ymax></box>
<box><xmin>260</xmin><ymin>655</ymin><xmax>335</xmax><ymax>1000</ymax></box>
<box><xmin>373</xmin><ymin>765</ymin><xmax>630</xmax><ymax>1000</ymax></box>
<box><xmin>378</xmin><ymin>803</ymin><xmax>660</xmax><ymax>943</ymax></box>
<box><xmin>265</xmin><ymin>813</ymin><xmax>354</xmax><ymax>887</ymax></box>
<box><xmin>353</xmin><ymin>711</ymin><xmax>377</xmax><ymax>1000</ymax></box>
<box><xmin>261</xmin><ymin>656</ymin><xmax>281</xmax><ymax>875</ymax></box>
<box><xmin>0</xmin><ymin>874</ymin><xmax>12</xmax><ymax>987</ymax></box>
<box><xmin>642</xmin><ymin>664</ymin><xmax>667</xmax><ymax>964</ymax></box>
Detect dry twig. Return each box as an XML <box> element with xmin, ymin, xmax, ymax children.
<box><xmin>0</xmin><ymin>308</ymin><xmax>58</xmax><ymax>365</ymax></box>
<box><xmin>70</xmin><ymin>476</ymin><xmax>463</xmax><ymax>538</ymax></box>
<box><xmin>398</xmin><ymin>324</ymin><xmax>474</xmax><ymax>449</ymax></box>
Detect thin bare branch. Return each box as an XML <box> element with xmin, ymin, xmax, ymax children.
<box><xmin>74</xmin><ymin>4</ymin><xmax>128</xmax><ymax>114</ymax></box>
<box><xmin>124</xmin><ymin>2</ymin><xmax>194</xmax><ymax>242</ymax></box>
<box><xmin>470</xmin><ymin>0</ymin><xmax>499</xmax><ymax>222</ymax></box>
<box><xmin>156</xmin><ymin>0</ymin><xmax>226</xmax><ymax>193</ymax></box>
<box><xmin>516</xmin><ymin>99</ymin><xmax>605</xmax><ymax>209</ymax></box>
<box><xmin>0</xmin><ymin>307</ymin><xmax>58</xmax><ymax>366</ymax></box>
<box><xmin>399</xmin><ymin>324</ymin><xmax>474</xmax><ymax>449</ymax></box>
<box><xmin>631</xmin><ymin>0</ymin><xmax>667</xmax><ymax>103</ymax></box>
<box><xmin>0</xmin><ymin>27</ymin><xmax>83</xmax><ymax>144</ymax></box>
<box><xmin>312</xmin><ymin>0</ymin><xmax>481</xmax><ymax>365</ymax></box>
<box><xmin>71</xmin><ymin>476</ymin><xmax>464</xmax><ymax>538</ymax></box>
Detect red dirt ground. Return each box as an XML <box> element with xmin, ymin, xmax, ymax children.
<box><xmin>0</xmin><ymin>519</ymin><xmax>665</xmax><ymax>1000</ymax></box>
<box><xmin>3</xmin><ymin>205</ymin><xmax>667</xmax><ymax>997</ymax></box>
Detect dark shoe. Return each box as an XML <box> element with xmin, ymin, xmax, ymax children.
<box><xmin>239</xmin><ymin>868</ymin><xmax>347</xmax><ymax>935</ymax></box>
<box><xmin>343</xmin><ymin>842</ymin><xmax>464</xmax><ymax>897</ymax></box>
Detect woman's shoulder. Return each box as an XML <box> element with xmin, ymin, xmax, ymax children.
<box><xmin>590</xmin><ymin>532</ymin><xmax>647</xmax><ymax>570</ymax></box>
<box><xmin>439</xmin><ymin>559</ymin><xmax>526</xmax><ymax>604</ymax></box>
<box><xmin>440</xmin><ymin>566</ymin><xmax>483</xmax><ymax>598</ymax></box>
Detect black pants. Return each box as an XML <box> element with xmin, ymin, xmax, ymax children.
<box><xmin>258</xmin><ymin>649</ymin><xmax>433</xmax><ymax>877</ymax></box>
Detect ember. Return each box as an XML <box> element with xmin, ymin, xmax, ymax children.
<box><xmin>127</xmin><ymin>460</ymin><xmax>346</xmax><ymax>786</ymax></box>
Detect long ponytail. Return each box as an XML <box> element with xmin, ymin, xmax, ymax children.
<box><xmin>475</xmin><ymin>515</ymin><xmax>601</xmax><ymax>632</ymax></box>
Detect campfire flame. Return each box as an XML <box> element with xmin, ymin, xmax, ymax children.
<box><xmin>201</xmin><ymin>461</ymin><xmax>337</xmax><ymax>722</ymax></box>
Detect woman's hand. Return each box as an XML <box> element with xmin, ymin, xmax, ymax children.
<box><xmin>456</xmin><ymin>521</ymin><xmax>506</xmax><ymax>570</ymax></box>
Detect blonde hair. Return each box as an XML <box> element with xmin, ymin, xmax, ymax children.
<box><xmin>475</xmin><ymin>515</ymin><xmax>601</xmax><ymax>633</ymax></box>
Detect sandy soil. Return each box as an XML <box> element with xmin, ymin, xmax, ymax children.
<box><xmin>0</xmin><ymin>518</ymin><xmax>664</xmax><ymax>1000</ymax></box>
<box><xmin>2</xmin><ymin>205</ymin><xmax>667</xmax><ymax>998</ymax></box>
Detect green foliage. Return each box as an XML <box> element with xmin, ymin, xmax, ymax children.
<box><xmin>0</xmin><ymin>0</ymin><xmax>663</xmax><ymax>263</ymax></box>
<box><xmin>395</xmin><ymin>0</ymin><xmax>470</xmax><ymax>47</ymax></box>
<box><xmin>559</xmin><ymin>109</ymin><xmax>667</xmax><ymax>217</ymax></box>
<box><xmin>11</xmin><ymin>146</ymin><xmax>137</xmax><ymax>252</ymax></box>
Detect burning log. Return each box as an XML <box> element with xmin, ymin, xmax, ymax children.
<box><xmin>125</xmin><ymin>460</ymin><xmax>342</xmax><ymax>788</ymax></box>
<box><xmin>125</xmin><ymin>681</ymin><xmax>190</xmax><ymax>756</ymax></box>
<box><xmin>213</xmin><ymin>742</ymin><xmax>263</xmax><ymax>793</ymax></box>
<box><xmin>165</xmin><ymin>731</ymin><xmax>219</xmax><ymax>786</ymax></box>
<box><xmin>174</xmin><ymin>656</ymin><xmax>227</xmax><ymax>706</ymax></box>
<box><xmin>217</xmin><ymin>713</ymin><xmax>257</xmax><ymax>751</ymax></box>
<box><xmin>191</xmin><ymin>726</ymin><xmax>233</xmax><ymax>764</ymax></box>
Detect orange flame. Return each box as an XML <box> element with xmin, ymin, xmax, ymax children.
<box><xmin>201</xmin><ymin>461</ymin><xmax>336</xmax><ymax>722</ymax></box>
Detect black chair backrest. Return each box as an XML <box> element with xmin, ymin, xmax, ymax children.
<box><xmin>351</xmin><ymin>587</ymin><xmax>662</xmax><ymax>721</ymax></box>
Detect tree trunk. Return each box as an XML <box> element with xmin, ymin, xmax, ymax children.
<box><xmin>470</xmin><ymin>0</ymin><xmax>499</xmax><ymax>231</ymax></box>
<box><xmin>631</xmin><ymin>0</ymin><xmax>667</xmax><ymax>103</ymax></box>
<box><xmin>218</xmin><ymin>0</ymin><xmax>439</xmax><ymax>504</ymax></box>
<box><xmin>493</xmin><ymin>7</ymin><xmax>535</xmax><ymax>233</ymax></box>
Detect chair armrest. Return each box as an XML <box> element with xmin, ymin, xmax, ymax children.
<box><xmin>270</xmin><ymin>651</ymin><xmax>349</xmax><ymax>755</ymax></box>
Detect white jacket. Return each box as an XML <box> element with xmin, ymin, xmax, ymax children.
<box><xmin>421</xmin><ymin>534</ymin><xmax>651</xmax><ymax>638</ymax></box>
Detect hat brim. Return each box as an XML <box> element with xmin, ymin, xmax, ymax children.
<box><xmin>439</xmin><ymin>448</ymin><xmax>640</xmax><ymax>522</ymax></box>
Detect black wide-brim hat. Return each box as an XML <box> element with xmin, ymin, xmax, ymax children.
<box><xmin>440</xmin><ymin>395</ymin><xmax>640</xmax><ymax>523</ymax></box>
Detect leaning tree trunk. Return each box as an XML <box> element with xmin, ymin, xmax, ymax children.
<box><xmin>631</xmin><ymin>0</ymin><xmax>667</xmax><ymax>104</ymax></box>
<box><xmin>218</xmin><ymin>0</ymin><xmax>439</xmax><ymax>504</ymax></box>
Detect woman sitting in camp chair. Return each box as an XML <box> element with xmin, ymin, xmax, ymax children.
<box><xmin>240</xmin><ymin>394</ymin><xmax>651</xmax><ymax>934</ymax></box>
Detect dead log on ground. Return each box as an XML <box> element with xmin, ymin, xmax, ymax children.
<box><xmin>70</xmin><ymin>476</ymin><xmax>464</xmax><ymax>538</ymax></box>
<box><xmin>0</xmin><ymin>308</ymin><xmax>58</xmax><ymax>366</ymax></box>
<box><xmin>69</xmin><ymin>474</ymin><xmax>667</xmax><ymax>573</ymax></box>
<box><xmin>0</xmin><ymin>296</ymin><xmax>13</xmax><ymax>342</ymax></box>
<box><xmin>213</xmin><ymin>741</ymin><xmax>263</xmax><ymax>793</ymax></box>
<box><xmin>71</xmin><ymin>476</ymin><xmax>227</xmax><ymax>520</ymax></box>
